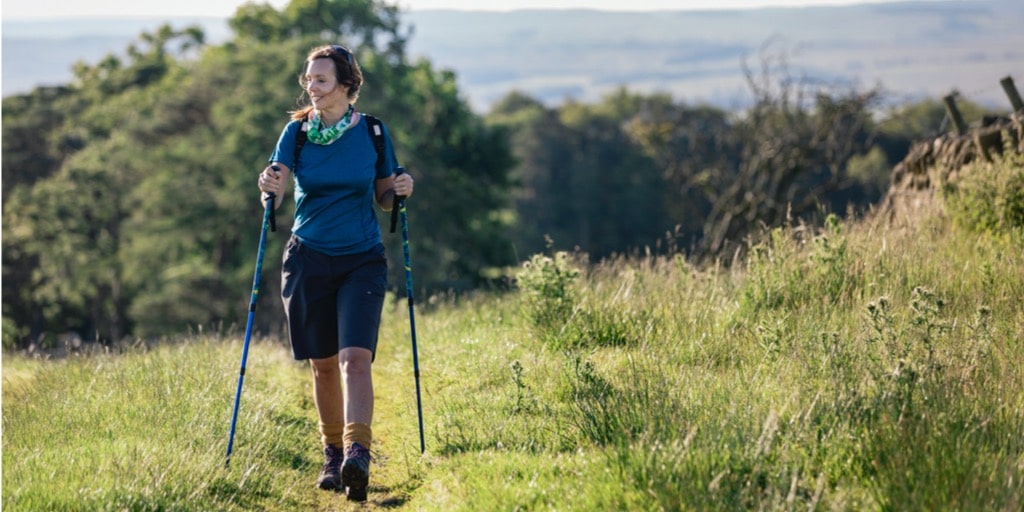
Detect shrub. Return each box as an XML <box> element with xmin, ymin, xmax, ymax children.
<box><xmin>945</xmin><ymin>143</ymin><xmax>1024</xmax><ymax>233</ymax></box>
<box><xmin>515</xmin><ymin>250</ymin><xmax>581</xmax><ymax>332</ymax></box>
<box><xmin>738</xmin><ymin>214</ymin><xmax>864</xmax><ymax>318</ymax></box>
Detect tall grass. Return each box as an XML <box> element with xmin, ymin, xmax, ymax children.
<box><xmin>2</xmin><ymin>339</ymin><xmax>312</xmax><ymax>511</ymax></box>
<box><xmin>436</xmin><ymin>202</ymin><xmax>1023</xmax><ymax>509</ymax></box>
<box><xmin>5</xmin><ymin>158</ymin><xmax>1023</xmax><ymax>510</ymax></box>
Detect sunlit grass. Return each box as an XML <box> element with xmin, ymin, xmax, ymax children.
<box><xmin>4</xmin><ymin>200</ymin><xmax>1023</xmax><ymax>510</ymax></box>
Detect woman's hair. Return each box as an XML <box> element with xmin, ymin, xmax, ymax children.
<box><xmin>291</xmin><ymin>44</ymin><xmax>363</xmax><ymax>121</ymax></box>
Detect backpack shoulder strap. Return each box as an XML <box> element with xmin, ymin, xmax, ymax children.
<box><xmin>293</xmin><ymin>119</ymin><xmax>309</xmax><ymax>171</ymax></box>
<box><xmin>362</xmin><ymin>113</ymin><xmax>387</xmax><ymax>175</ymax></box>
<box><xmin>363</xmin><ymin>113</ymin><xmax>403</xmax><ymax>233</ymax></box>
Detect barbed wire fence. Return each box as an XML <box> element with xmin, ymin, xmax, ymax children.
<box><xmin>941</xmin><ymin>75</ymin><xmax>1024</xmax><ymax>136</ymax></box>
<box><xmin>874</xmin><ymin>74</ymin><xmax>1022</xmax><ymax>140</ymax></box>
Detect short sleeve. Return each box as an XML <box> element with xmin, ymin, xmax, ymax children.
<box><xmin>269</xmin><ymin>120</ymin><xmax>302</xmax><ymax>170</ymax></box>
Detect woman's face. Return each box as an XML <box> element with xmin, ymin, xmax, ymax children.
<box><xmin>305</xmin><ymin>57</ymin><xmax>349</xmax><ymax>112</ymax></box>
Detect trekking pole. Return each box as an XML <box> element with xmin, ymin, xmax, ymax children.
<box><xmin>226</xmin><ymin>168</ymin><xmax>278</xmax><ymax>468</ymax></box>
<box><xmin>390</xmin><ymin>167</ymin><xmax>425</xmax><ymax>454</ymax></box>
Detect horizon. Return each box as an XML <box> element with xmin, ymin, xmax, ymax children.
<box><xmin>3</xmin><ymin>0</ymin><xmax>1015</xmax><ymax>110</ymax></box>
<box><xmin>2</xmin><ymin>0</ymin><xmax>941</xmax><ymax>20</ymax></box>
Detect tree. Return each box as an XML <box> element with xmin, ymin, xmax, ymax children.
<box><xmin>697</xmin><ymin>50</ymin><xmax>880</xmax><ymax>256</ymax></box>
<box><xmin>624</xmin><ymin>43</ymin><xmax>881</xmax><ymax>259</ymax></box>
<box><xmin>623</xmin><ymin>94</ymin><xmax>736</xmax><ymax>250</ymax></box>
<box><xmin>488</xmin><ymin>92</ymin><xmax>574</xmax><ymax>257</ymax></box>
<box><xmin>370</xmin><ymin>59</ymin><xmax>518</xmax><ymax>290</ymax></box>
<box><xmin>4</xmin><ymin>138</ymin><xmax>139</xmax><ymax>343</ymax></box>
<box><xmin>2</xmin><ymin>24</ymin><xmax>201</xmax><ymax>346</ymax></box>
<box><xmin>489</xmin><ymin>89</ymin><xmax>670</xmax><ymax>260</ymax></box>
<box><xmin>2</xmin><ymin>1</ymin><xmax>519</xmax><ymax>345</ymax></box>
<box><xmin>231</xmin><ymin>0</ymin><xmax>404</xmax><ymax>51</ymax></box>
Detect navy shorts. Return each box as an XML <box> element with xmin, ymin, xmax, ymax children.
<box><xmin>281</xmin><ymin>235</ymin><xmax>387</xmax><ymax>361</ymax></box>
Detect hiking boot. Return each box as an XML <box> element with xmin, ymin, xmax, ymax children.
<box><xmin>341</xmin><ymin>442</ymin><xmax>371</xmax><ymax>501</ymax></box>
<box><xmin>315</xmin><ymin>444</ymin><xmax>344</xmax><ymax>490</ymax></box>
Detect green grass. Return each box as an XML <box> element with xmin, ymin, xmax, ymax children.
<box><xmin>5</xmin><ymin>200</ymin><xmax>1024</xmax><ymax>510</ymax></box>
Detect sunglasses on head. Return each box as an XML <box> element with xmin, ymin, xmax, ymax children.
<box><xmin>332</xmin><ymin>45</ymin><xmax>354</xmax><ymax>66</ymax></box>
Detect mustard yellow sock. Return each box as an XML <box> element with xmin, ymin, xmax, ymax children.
<box><xmin>319</xmin><ymin>422</ymin><xmax>346</xmax><ymax>447</ymax></box>
<box><xmin>343</xmin><ymin>422</ymin><xmax>372</xmax><ymax>449</ymax></box>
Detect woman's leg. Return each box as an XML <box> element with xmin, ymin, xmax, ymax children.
<box><xmin>333</xmin><ymin>244</ymin><xmax>385</xmax><ymax>501</ymax></box>
<box><xmin>340</xmin><ymin>346</ymin><xmax>374</xmax><ymax>427</ymax></box>
<box><xmin>340</xmin><ymin>346</ymin><xmax>374</xmax><ymax>501</ymax></box>
<box><xmin>310</xmin><ymin>355</ymin><xmax>345</xmax><ymax>489</ymax></box>
<box><xmin>310</xmin><ymin>354</ymin><xmax>345</xmax><ymax>428</ymax></box>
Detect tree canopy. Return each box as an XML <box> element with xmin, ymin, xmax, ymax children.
<box><xmin>5</xmin><ymin>0</ymin><xmax>980</xmax><ymax>348</ymax></box>
<box><xmin>3</xmin><ymin>0</ymin><xmax>515</xmax><ymax>346</ymax></box>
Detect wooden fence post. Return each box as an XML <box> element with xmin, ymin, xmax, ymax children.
<box><xmin>1000</xmin><ymin>75</ymin><xmax>1024</xmax><ymax>113</ymax></box>
<box><xmin>942</xmin><ymin>93</ymin><xmax>968</xmax><ymax>135</ymax></box>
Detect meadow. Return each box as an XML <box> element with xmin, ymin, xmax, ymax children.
<box><xmin>3</xmin><ymin>155</ymin><xmax>1023</xmax><ymax>510</ymax></box>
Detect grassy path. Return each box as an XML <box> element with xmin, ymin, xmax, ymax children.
<box><xmin>1</xmin><ymin>311</ymin><xmax>436</xmax><ymax>511</ymax></box>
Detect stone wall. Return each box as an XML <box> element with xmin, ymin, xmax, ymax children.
<box><xmin>881</xmin><ymin>112</ymin><xmax>1023</xmax><ymax>221</ymax></box>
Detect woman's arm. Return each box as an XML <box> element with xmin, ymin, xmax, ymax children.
<box><xmin>374</xmin><ymin>172</ymin><xmax>414</xmax><ymax>211</ymax></box>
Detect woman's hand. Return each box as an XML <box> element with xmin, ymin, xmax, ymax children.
<box><xmin>394</xmin><ymin>172</ymin><xmax>414</xmax><ymax>198</ymax></box>
<box><xmin>258</xmin><ymin>165</ymin><xmax>285</xmax><ymax>198</ymax></box>
<box><xmin>258</xmin><ymin>163</ymin><xmax>290</xmax><ymax>210</ymax></box>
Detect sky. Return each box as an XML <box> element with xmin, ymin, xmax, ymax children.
<box><xmin>2</xmin><ymin>0</ymin><xmax>909</xmax><ymax>19</ymax></box>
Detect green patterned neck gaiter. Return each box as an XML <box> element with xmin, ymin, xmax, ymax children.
<box><xmin>306</xmin><ymin>104</ymin><xmax>356</xmax><ymax>145</ymax></box>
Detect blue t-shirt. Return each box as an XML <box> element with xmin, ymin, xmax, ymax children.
<box><xmin>270</xmin><ymin>115</ymin><xmax>398</xmax><ymax>256</ymax></box>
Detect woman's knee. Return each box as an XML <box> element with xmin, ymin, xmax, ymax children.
<box><xmin>339</xmin><ymin>347</ymin><xmax>372</xmax><ymax>376</ymax></box>
<box><xmin>310</xmin><ymin>355</ymin><xmax>341</xmax><ymax>378</ymax></box>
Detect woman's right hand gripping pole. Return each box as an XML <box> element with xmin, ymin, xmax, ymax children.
<box><xmin>258</xmin><ymin>163</ymin><xmax>290</xmax><ymax>210</ymax></box>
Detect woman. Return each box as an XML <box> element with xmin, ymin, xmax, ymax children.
<box><xmin>257</xmin><ymin>43</ymin><xmax>414</xmax><ymax>501</ymax></box>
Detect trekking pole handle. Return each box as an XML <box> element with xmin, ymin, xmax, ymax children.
<box><xmin>394</xmin><ymin>166</ymin><xmax>407</xmax><ymax>197</ymax></box>
<box><xmin>265</xmin><ymin>165</ymin><xmax>280</xmax><ymax>232</ymax></box>
<box><xmin>390</xmin><ymin>166</ymin><xmax>406</xmax><ymax>233</ymax></box>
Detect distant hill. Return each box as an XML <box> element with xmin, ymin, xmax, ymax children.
<box><xmin>4</xmin><ymin>0</ymin><xmax>1023</xmax><ymax>112</ymax></box>
<box><xmin>1</xmin><ymin>16</ymin><xmax>232</xmax><ymax>97</ymax></box>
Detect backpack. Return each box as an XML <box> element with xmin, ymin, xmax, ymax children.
<box><xmin>293</xmin><ymin>113</ymin><xmax>400</xmax><ymax>232</ymax></box>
